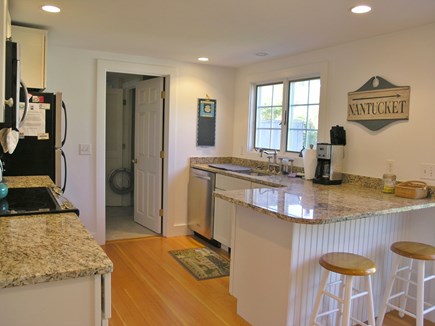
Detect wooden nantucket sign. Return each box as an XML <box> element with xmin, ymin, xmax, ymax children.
<box><xmin>347</xmin><ymin>76</ymin><xmax>410</xmax><ymax>131</ymax></box>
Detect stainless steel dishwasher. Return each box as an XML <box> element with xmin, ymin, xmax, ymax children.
<box><xmin>188</xmin><ymin>168</ymin><xmax>216</xmax><ymax>240</ymax></box>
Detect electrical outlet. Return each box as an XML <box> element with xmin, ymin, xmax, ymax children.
<box><xmin>79</xmin><ymin>144</ymin><xmax>92</xmax><ymax>155</ymax></box>
<box><xmin>386</xmin><ymin>160</ymin><xmax>395</xmax><ymax>173</ymax></box>
<box><xmin>421</xmin><ymin>163</ymin><xmax>435</xmax><ymax>180</ymax></box>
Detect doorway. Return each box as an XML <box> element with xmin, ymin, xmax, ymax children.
<box><xmin>96</xmin><ymin>59</ymin><xmax>174</xmax><ymax>245</ymax></box>
<box><xmin>105</xmin><ymin>72</ymin><xmax>162</xmax><ymax>241</ymax></box>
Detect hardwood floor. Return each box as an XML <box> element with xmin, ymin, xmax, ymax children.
<box><xmin>102</xmin><ymin>236</ymin><xmax>434</xmax><ymax>326</ymax></box>
<box><xmin>102</xmin><ymin>236</ymin><xmax>249</xmax><ymax>325</ymax></box>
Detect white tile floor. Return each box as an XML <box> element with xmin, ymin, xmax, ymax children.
<box><xmin>106</xmin><ymin>206</ymin><xmax>158</xmax><ymax>241</ymax></box>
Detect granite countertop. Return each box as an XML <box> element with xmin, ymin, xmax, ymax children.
<box><xmin>0</xmin><ymin>176</ymin><xmax>113</xmax><ymax>289</ymax></box>
<box><xmin>214</xmin><ymin>178</ymin><xmax>435</xmax><ymax>225</ymax></box>
<box><xmin>191</xmin><ymin>162</ymin><xmax>435</xmax><ymax>225</ymax></box>
<box><xmin>3</xmin><ymin>175</ymin><xmax>57</xmax><ymax>188</ymax></box>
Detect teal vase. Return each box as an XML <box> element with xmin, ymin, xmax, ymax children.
<box><xmin>0</xmin><ymin>183</ymin><xmax>8</xmax><ymax>200</ymax></box>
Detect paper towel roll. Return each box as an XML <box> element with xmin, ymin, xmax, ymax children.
<box><xmin>303</xmin><ymin>148</ymin><xmax>317</xmax><ymax>180</ymax></box>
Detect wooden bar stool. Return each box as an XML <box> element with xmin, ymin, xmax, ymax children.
<box><xmin>309</xmin><ymin>252</ymin><xmax>376</xmax><ymax>326</ymax></box>
<box><xmin>377</xmin><ymin>241</ymin><xmax>435</xmax><ymax>326</ymax></box>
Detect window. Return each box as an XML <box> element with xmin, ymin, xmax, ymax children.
<box><xmin>254</xmin><ymin>83</ymin><xmax>283</xmax><ymax>150</ymax></box>
<box><xmin>253</xmin><ymin>77</ymin><xmax>320</xmax><ymax>153</ymax></box>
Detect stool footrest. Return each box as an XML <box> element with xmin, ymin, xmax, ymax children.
<box><xmin>395</xmin><ymin>274</ymin><xmax>417</xmax><ymax>286</ymax></box>
<box><xmin>350</xmin><ymin>316</ymin><xmax>370</xmax><ymax>326</ymax></box>
<box><xmin>386</xmin><ymin>301</ymin><xmax>434</xmax><ymax>319</ymax></box>
<box><xmin>323</xmin><ymin>291</ymin><xmax>343</xmax><ymax>303</ymax></box>
<box><xmin>351</xmin><ymin>289</ymin><xmax>369</xmax><ymax>300</ymax></box>
<box><xmin>424</xmin><ymin>304</ymin><xmax>435</xmax><ymax>315</ymax></box>
<box><xmin>388</xmin><ymin>292</ymin><xmax>434</xmax><ymax>310</ymax></box>
<box><xmin>316</xmin><ymin>308</ymin><xmax>340</xmax><ymax>319</ymax></box>
<box><xmin>386</xmin><ymin>302</ymin><xmax>417</xmax><ymax>319</ymax></box>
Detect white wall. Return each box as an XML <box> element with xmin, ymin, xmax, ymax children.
<box><xmin>233</xmin><ymin>23</ymin><xmax>435</xmax><ymax>184</ymax></box>
<box><xmin>45</xmin><ymin>45</ymin><xmax>235</xmax><ymax>237</ymax></box>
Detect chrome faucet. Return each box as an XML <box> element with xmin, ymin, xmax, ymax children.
<box><xmin>255</xmin><ymin>148</ymin><xmax>277</xmax><ymax>163</ymax></box>
<box><xmin>255</xmin><ymin>148</ymin><xmax>279</xmax><ymax>173</ymax></box>
<box><xmin>265</xmin><ymin>151</ymin><xmax>279</xmax><ymax>173</ymax></box>
<box><xmin>299</xmin><ymin>146</ymin><xmax>305</xmax><ymax>157</ymax></box>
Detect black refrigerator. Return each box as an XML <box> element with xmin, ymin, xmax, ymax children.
<box><xmin>2</xmin><ymin>92</ymin><xmax>68</xmax><ymax>191</ymax></box>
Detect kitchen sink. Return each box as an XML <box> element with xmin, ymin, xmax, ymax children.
<box><xmin>238</xmin><ymin>170</ymin><xmax>270</xmax><ymax>177</ymax></box>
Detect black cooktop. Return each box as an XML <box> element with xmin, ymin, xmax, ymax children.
<box><xmin>0</xmin><ymin>187</ymin><xmax>79</xmax><ymax>217</ymax></box>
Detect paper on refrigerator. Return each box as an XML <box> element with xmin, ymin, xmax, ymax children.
<box><xmin>19</xmin><ymin>102</ymin><xmax>48</xmax><ymax>139</ymax></box>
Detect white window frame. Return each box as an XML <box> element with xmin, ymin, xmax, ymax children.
<box><xmin>248</xmin><ymin>62</ymin><xmax>329</xmax><ymax>158</ymax></box>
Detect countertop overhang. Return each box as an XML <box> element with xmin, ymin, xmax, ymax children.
<box><xmin>191</xmin><ymin>164</ymin><xmax>435</xmax><ymax>224</ymax></box>
<box><xmin>214</xmin><ymin>180</ymin><xmax>435</xmax><ymax>224</ymax></box>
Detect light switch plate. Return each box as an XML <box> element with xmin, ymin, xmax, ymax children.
<box><xmin>79</xmin><ymin>144</ymin><xmax>92</xmax><ymax>155</ymax></box>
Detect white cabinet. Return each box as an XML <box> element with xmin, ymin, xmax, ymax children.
<box><xmin>214</xmin><ymin>198</ymin><xmax>234</xmax><ymax>248</ymax></box>
<box><xmin>214</xmin><ymin>174</ymin><xmax>272</xmax><ymax>249</ymax></box>
<box><xmin>11</xmin><ymin>25</ymin><xmax>47</xmax><ymax>89</ymax></box>
<box><xmin>214</xmin><ymin>175</ymin><xmax>251</xmax><ymax>248</ymax></box>
<box><xmin>0</xmin><ymin>273</ymin><xmax>111</xmax><ymax>326</ymax></box>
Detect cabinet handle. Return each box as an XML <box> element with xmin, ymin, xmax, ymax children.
<box><xmin>193</xmin><ymin>175</ymin><xmax>211</xmax><ymax>181</ymax></box>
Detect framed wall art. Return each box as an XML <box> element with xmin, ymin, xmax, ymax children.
<box><xmin>196</xmin><ymin>98</ymin><xmax>216</xmax><ymax>146</ymax></box>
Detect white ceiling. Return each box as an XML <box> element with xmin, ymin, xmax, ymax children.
<box><xmin>8</xmin><ymin>0</ymin><xmax>435</xmax><ymax>67</ymax></box>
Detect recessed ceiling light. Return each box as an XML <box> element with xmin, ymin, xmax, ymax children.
<box><xmin>351</xmin><ymin>5</ymin><xmax>372</xmax><ymax>14</ymax></box>
<box><xmin>41</xmin><ymin>5</ymin><xmax>61</xmax><ymax>13</ymax></box>
<box><xmin>255</xmin><ymin>52</ymin><xmax>269</xmax><ymax>57</ymax></box>
<box><xmin>198</xmin><ymin>57</ymin><xmax>209</xmax><ymax>62</ymax></box>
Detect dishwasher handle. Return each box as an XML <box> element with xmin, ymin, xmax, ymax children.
<box><xmin>192</xmin><ymin>174</ymin><xmax>212</xmax><ymax>181</ymax></box>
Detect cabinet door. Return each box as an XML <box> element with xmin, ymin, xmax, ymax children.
<box><xmin>11</xmin><ymin>25</ymin><xmax>47</xmax><ymax>89</ymax></box>
<box><xmin>0</xmin><ymin>275</ymin><xmax>104</xmax><ymax>326</ymax></box>
<box><xmin>213</xmin><ymin>197</ymin><xmax>233</xmax><ymax>248</ymax></box>
<box><xmin>214</xmin><ymin>174</ymin><xmax>251</xmax><ymax>248</ymax></box>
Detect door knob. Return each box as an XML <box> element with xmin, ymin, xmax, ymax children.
<box><xmin>132</xmin><ymin>158</ymin><xmax>138</xmax><ymax>164</ymax></box>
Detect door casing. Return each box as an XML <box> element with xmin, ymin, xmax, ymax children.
<box><xmin>96</xmin><ymin>59</ymin><xmax>175</xmax><ymax>244</ymax></box>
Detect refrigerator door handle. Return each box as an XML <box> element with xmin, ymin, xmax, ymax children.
<box><xmin>61</xmin><ymin>149</ymin><xmax>67</xmax><ymax>192</ymax></box>
<box><xmin>55</xmin><ymin>149</ymin><xmax>67</xmax><ymax>192</ymax></box>
<box><xmin>61</xmin><ymin>100</ymin><xmax>67</xmax><ymax>147</ymax></box>
<box><xmin>18</xmin><ymin>79</ymin><xmax>29</xmax><ymax>129</ymax></box>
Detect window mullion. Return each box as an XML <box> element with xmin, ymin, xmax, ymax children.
<box><xmin>280</xmin><ymin>81</ymin><xmax>290</xmax><ymax>153</ymax></box>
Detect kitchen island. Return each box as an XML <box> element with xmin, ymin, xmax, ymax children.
<box><xmin>0</xmin><ymin>176</ymin><xmax>113</xmax><ymax>326</ymax></box>
<box><xmin>214</xmin><ymin>178</ymin><xmax>435</xmax><ymax>325</ymax></box>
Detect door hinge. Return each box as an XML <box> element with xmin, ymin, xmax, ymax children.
<box><xmin>160</xmin><ymin>91</ymin><xmax>165</xmax><ymax>99</ymax></box>
<box><xmin>123</xmin><ymin>99</ymin><xmax>127</xmax><ymax>106</ymax></box>
<box><xmin>160</xmin><ymin>151</ymin><xmax>165</xmax><ymax>159</ymax></box>
<box><xmin>159</xmin><ymin>209</ymin><xmax>164</xmax><ymax>217</ymax></box>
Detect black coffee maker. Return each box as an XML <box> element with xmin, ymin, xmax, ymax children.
<box><xmin>313</xmin><ymin>126</ymin><xmax>346</xmax><ymax>185</ymax></box>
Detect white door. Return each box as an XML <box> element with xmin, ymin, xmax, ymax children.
<box><xmin>105</xmin><ymin>89</ymin><xmax>123</xmax><ymax>206</ymax></box>
<box><xmin>133</xmin><ymin>77</ymin><xmax>164</xmax><ymax>233</ymax></box>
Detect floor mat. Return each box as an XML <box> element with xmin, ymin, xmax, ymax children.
<box><xmin>169</xmin><ymin>247</ymin><xmax>230</xmax><ymax>280</ymax></box>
